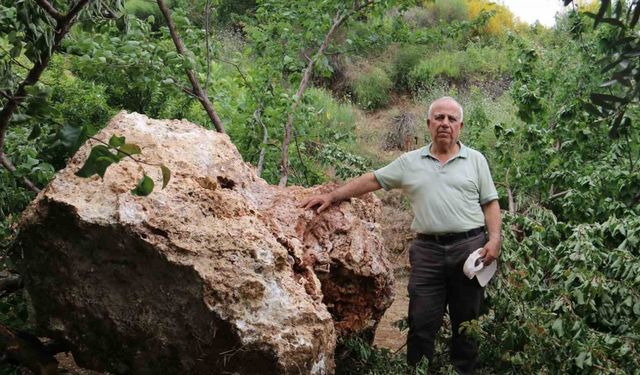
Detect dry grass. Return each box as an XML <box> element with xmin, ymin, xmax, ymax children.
<box><xmin>352</xmin><ymin>96</ymin><xmax>428</xmax><ymax>168</ymax></box>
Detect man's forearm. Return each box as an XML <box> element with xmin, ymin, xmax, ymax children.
<box><xmin>482</xmin><ymin>200</ymin><xmax>502</xmax><ymax>243</ymax></box>
<box><xmin>330</xmin><ymin>173</ymin><xmax>382</xmax><ymax>202</ymax></box>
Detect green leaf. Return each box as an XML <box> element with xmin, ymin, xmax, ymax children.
<box><xmin>574</xmin><ymin>290</ymin><xmax>585</xmax><ymax>305</ymax></box>
<box><xmin>10</xmin><ymin>114</ymin><xmax>30</xmax><ymax>123</ymax></box>
<box><xmin>75</xmin><ymin>145</ymin><xmax>120</xmax><ymax>179</ymax></box>
<box><xmin>109</xmin><ymin>135</ymin><xmax>125</xmax><ymax>147</ymax></box>
<box><xmin>551</xmin><ymin>318</ymin><xmax>564</xmax><ymax>337</ymax></box>
<box><xmin>58</xmin><ymin>124</ymin><xmax>83</xmax><ymax>149</ymax></box>
<box><xmin>28</xmin><ymin>124</ymin><xmax>42</xmax><ymax>140</ymax></box>
<box><xmin>131</xmin><ymin>174</ymin><xmax>154</xmax><ymax>196</ymax></box>
<box><xmin>575</xmin><ymin>352</ymin><xmax>587</xmax><ymax>369</ymax></box>
<box><xmin>160</xmin><ymin>165</ymin><xmax>171</xmax><ymax>189</ymax></box>
<box><xmin>117</xmin><ymin>143</ymin><xmax>142</xmax><ymax>159</ymax></box>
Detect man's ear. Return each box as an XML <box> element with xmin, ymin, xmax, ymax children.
<box><xmin>460</xmin><ymin>121</ymin><xmax>464</xmax><ymax>129</ymax></box>
<box><xmin>427</xmin><ymin>119</ymin><xmax>431</xmax><ymax>127</ymax></box>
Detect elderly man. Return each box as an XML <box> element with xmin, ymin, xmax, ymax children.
<box><xmin>301</xmin><ymin>96</ymin><xmax>501</xmax><ymax>374</ymax></box>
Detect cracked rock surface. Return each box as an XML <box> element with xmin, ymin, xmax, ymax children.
<box><xmin>15</xmin><ymin>112</ymin><xmax>394</xmax><ymax>375</ymax></box>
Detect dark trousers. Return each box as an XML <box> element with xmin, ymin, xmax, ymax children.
<box><xmin>406</xmin><ymin>232</ymin><xmax>486</xmax><ymax>374</ymax></box>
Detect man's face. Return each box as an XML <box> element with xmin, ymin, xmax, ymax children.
<box><xmin>427</xmin><ymin>100</ymin><xmax>463</xmax><ymax>148</ymax></box>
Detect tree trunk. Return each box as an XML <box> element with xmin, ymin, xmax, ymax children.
<box><xmin>278</xmin><ymin>1</ymin><xmax>373</xmax><ymax>187</ymax></box>
<box><xmin>156</xmin><ymin>0</ymin><xmax>225</xmax><ymax>133</ymax></box>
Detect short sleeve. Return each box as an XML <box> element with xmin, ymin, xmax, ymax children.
<box><xmin>477</xmin><ymin>155</ymin><xmax>499</xmax><ymax>204</ymax></box>
<box><xmin>373</xmin><ymin>154</ymin><xmax>407</xmax><ymax>191</ymax></box>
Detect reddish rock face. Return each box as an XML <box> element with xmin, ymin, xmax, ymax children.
<box><xmin>15</xmin><ymin>112</ymin><xmax>394</xmax><ymax>375</ymax></box>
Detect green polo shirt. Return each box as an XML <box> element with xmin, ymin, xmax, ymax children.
<box><xmin>373</xmin><ymin>142</ymin><xmax>498</xmax><ymax>234</ymax></box>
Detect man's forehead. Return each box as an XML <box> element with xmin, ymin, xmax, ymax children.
<box><xmin>431</xmin><ymin>102</ymin><xmax>461</xmax><ymax>116</ymax></box>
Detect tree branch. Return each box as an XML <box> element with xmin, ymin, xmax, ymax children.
<box><xmin>626</xmin><ymin>131</ymin><xmax>635</xmax><ymax>173</ymax></box>
<box><xmin>60</xmin><ymin>0</ymin><xmax>90</xmax><ymax>25</ymax></box>
<box><xmin>255</xmin><ymin>108</ymin><xmax>268</xmax><ymax>176</ymax></box>
<box><xmin>34</xmin><ymin>0</ymin><xmax>64</xmax><ymax>22</ymax></box>
<box><xmin>548</xmin><ymin>190</ymin><xmax>570</xmax><ymax>200</ymax></box>
<box><xmin>0</xmin><ymin>46</ymin><xmax>31</xmax><ymax>71</ymax></box>
<box><xmin>0</xmin><ymin>153</ymin><xmax>41</xmax><ymax>193</ymax></box>
<box><xmin>156</xmin><ymin>0</ymin><xmax>225</xmax><ymax>133</ymax></box>
<box><xmin>505</xmin><ymin>168</ymin><xmax>515</xmax><ymax>214</ymax></box>
<box><xmin>278</xmin><ymin>1</ymin><xmax>373</xmax><ymax>186</ymax></box>
<box><xmin>204</xmin><ymin>0</ymin><xmax>213</xmax><ymax>94</ymax></box>
<box><xmin>507</xmin><ymin>187</ymin><xmax>515</xmax><ymax>214</ymax></box>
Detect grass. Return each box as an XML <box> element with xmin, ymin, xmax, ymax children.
<box><xmin>408</xmin><ymin>45</ymin><xmax>510</xmax><ymax>92</ymax></box>
<box><xmin>352</xmin><ymin>66</ymin><xmax>393</xmax><ymax>110</ymax></box>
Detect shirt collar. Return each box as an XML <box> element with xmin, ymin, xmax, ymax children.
<box><xmin>421</xmin><ymin>141</ymin><xmax>468</xmax><ymax>159</ymax></box>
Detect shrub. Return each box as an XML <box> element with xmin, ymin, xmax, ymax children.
<box><xmin>316</xmin><ymin>144</ymin><xmax>370</xmax><ymax>180</ymax></box>
<box><xmin>353</xmin><ymin>67</ymin><xmax>393</xmax><ymax>110</ymax></box>
<box><xmin>297</xmin><ymin>88</ymin><xmax>363</xmax><ymax>181</ymax></box>
<box><xmin>407</xmin><ymin>54</ymin><xmax>462</xmax><ymax>90</ymax></box>
<box><xmin>124</xmin><ymin>0</ymin><xmax>161</xmax><ymax>21</ymax></box>
<box><xmin>473</xmin><ymin>212</ymin><xmax>640</xmax><ymax>374</ymax></box>
<box><xmin>346</xmin><ymin>18</ymin><xmax>394</xmax><ymax>56</ymax></box>
<box><xmin>392</xmin><ymin>45</ymin><xmax>424</xmax><ymax>91</ymax></box>
<box><xmin>422</xmin><ymin>0</ymin><xmax>469</xmax><ymax>23</ymax></box>
<box><xmin>407</xmin><ymin>62</ymin><xmax>435</xmax><ymax>93</ymax></box>
<box><xmin>402</xmin><ymin>6</ymin><xmax>436</xmax><ymax>29</ymax></box>
<box><xmin>466</xmin><ymin>0</ymin><xmax>516</xmax><ymax>36</ymax></box>
<box><xmin>48</xmin><ymin>65</ymin><xmax>114</xmax><ymax>132</ymax></box>
<box><xmin>42</xmin><ymin>64</ymin><xmax>116</xmax><ymax>170</ymax></box>
<box><xmin>303</xmin><ymin>88</ymin><xmax>357</xmax><ymax>141</ymax></box>
<box><xmin>215</xmin><ymin>0</ymin><xmax>257</xmax><ymax>25</ymax></box>
<box><xmin>407</xmin><ymin>45</ymin><xmax>510</xmax><ymax>91</ymax></box>
<box><xmin>464</xmin><ymin>44</ymin><xmax>510</xmax><ymax>77</ymax></box>
<box><xmin>335</xmin><ymin>337</ymin><xmax>423</xmax><ymax>375</ymax></box>
<box><xmin>124</xmin><ymin>0</ymin><xmax>165</xmax><ymax>30</ymax></box>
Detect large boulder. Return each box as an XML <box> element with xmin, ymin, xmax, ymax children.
<box><xmin>14</xmin><ymin>112</ymin><xmax>394</xmax><ymax>375</ymax></box>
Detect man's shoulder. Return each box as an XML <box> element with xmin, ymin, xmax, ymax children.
<box><xmin>399</xmin><ymin>147</ymin><xmax>427</xmax><ymax>163</ymax></box>
<box><xmin>406</xmin><ymin>147</ymin><xmax>427</xmax><ymax>158</ymax></box>
<box><xmin>461</xmin><ymin>144</ymin><xmax>488</xmax><ymax>161</ymax></box>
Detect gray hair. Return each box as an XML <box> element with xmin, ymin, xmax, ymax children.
<box><xmin>427</xmin><ymin>96</ymin><xmax>464</xmax><ymax>122</ymax></box>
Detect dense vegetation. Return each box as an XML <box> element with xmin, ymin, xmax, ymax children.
<box><xmin>1</xmin><ymin>0</ymin><xmax>638</xmax><ymax>374</ymax></box>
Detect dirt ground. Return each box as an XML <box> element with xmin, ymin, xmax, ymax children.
<box><xmin>56</xmin><ymin>353</ymin><xmax>107</xmax><ymax>375</ymax></box>
<box><xmin>372</xmin><ymin>273</ymin><xmax>409</xmax><ymax>352</ymax></box>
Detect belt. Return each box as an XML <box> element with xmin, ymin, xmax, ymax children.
<box><xmin>417</xmin><ymin>227</ymin><xmax>485</xmax><ymax>244</ymax></box>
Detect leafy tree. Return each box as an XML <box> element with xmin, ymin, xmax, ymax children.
<box><xmin>564</xmin><ymin>0</ymin><xmax>640</xmax><ymax>153</ymax></box>
<box><xmin>0</xmin><ymin>0</ymin><xmax>112</xmax><ymax>193</ymax></box>
<box><xmin>466</xmin><ymin>0</ymin><xmax>519</xmax><ymax>35</ymax></box>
